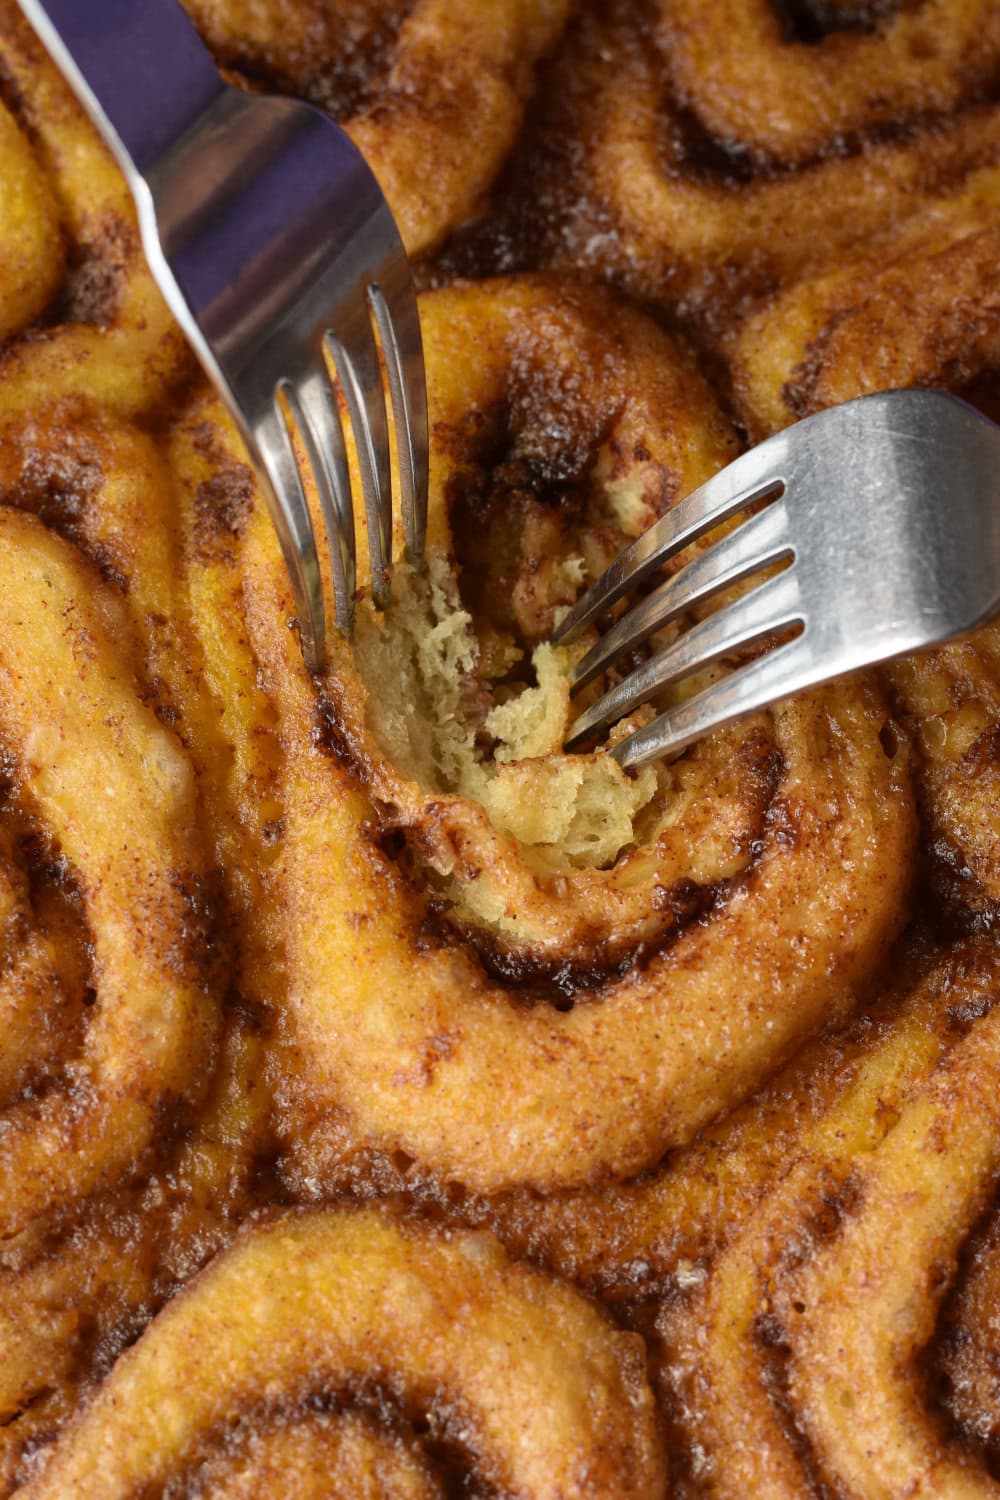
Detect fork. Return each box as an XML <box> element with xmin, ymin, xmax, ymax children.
<box><xmin>17</xmin><ymin>0</ymin><xmax>428</xmax><ymax>672</ymax></box>
<box><xmin>555</xmin><ymin>389</ymin><xmax>1000</xmax><ymax>769</ymax></box>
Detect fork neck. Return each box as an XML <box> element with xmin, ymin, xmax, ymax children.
<box><xmin>16</xmin><ymin>0</ymin><xmax>225</xmax><ymax>179</ymax></box>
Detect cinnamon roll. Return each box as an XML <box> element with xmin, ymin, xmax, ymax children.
<box><xmin>0</xmin><ymin>36</ymin><xmax>273</xmax><ymax>1477</ymax></box>
<box><xmin>20</xmin><ymin>1209</ymin><xmax>666</xmax><ymax>1499</ymax></box>
<box><xmin>0</xmin><ymin>0</ymin><xmax>999</xmax><ymax>1493</ymax></box>
<box><xmin>656</xmin><ymin>937</ymin><xmax>1000</xmax><ymax>1497</ymax></box>
<box><xmin>0</xmin><ymin>1016</ymin><xmax>270</xmax><ymax>1492</ymax></box>
<box><xmin>0</xmin><ymin>509</ymin><xmax>219</xmax><ymax>1236</ymax></box>
<box><xmin>231</xmin><ymin>276</ymin><xmax>914</xmax><ymax>1192</ymax></box>
<box><xmin>477</xmin><ymin>1</ymin><xmax>1000</xmax><ymax>321</ymax></box>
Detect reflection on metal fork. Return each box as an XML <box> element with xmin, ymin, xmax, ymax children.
<box><xmin>18</xmin><ymin>0</ymin><xmax>429</xmax><ymax>673</ymax></box>
<box><xmin>555</xmin><ymin>390</ymin><xmax>1000</xmax><ymax>769</ymax></box>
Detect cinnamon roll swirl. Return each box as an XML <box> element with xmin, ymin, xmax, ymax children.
<box><xmin>20</xmin><ymin>1209</ymin><xmax>666</xmax><ymax>1499</ymax></box>
<box><xmin>477</xmin><ymin>1</ymin><xmax>1000</xmax><ymax>321</ymax></box>
<box><xmin>0</xmin><ymin>510</ymin><xmax>219</xmax><ymax>1236</ymax></box>
<box><xmin>0</xmin><ymin>42</ymin><xmax>272</xmax><ymax>1476</ymax></box>
<box><xmin>655</xmin><ymin>937</ymin><xmax>1000</xmax><ymax>1498</ymax></box>
<box><xmin>231</xmin><ymin>276</ymin><xmax>914</xmax><ymax>1192</ymax></box>
<box><xmin>664</xmin><ymin>0</ymin><xmax>999</xmax><ymax>163</ymax></box>
<box><xmin>0</xmin><ymin>1013</ymin><xmax>270</xmax><ymax>1492</ymax></box>
<box><xmin>1</xmin><ymin>0</ymin><xmax>999</xmax><ymax>1493</ymax></box>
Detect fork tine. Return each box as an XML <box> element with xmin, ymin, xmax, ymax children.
<box><xmin>571</xmin><ymin>501</ymin><xmax>792</xmax><ymax>692</ymax></box>
<box><xmin>565</xmin><ymin>569</ymin><xmax>803</xmax><ymax>748</ymax></box>
<box><xmin>368</xmin><ymin>263</ymin><xmax>428</xmax><ymax>569</ymax></box>
<box><xmin>610</xmin><ymin>639</ymin><xmax>818</xmax><ymax>769</ymax></box>
<box><xmin>283</xmin><ymin>367</ymin><xmax>357</xmax><ymax>635</ymax></box>
<box><xmin>251</xmin><ymin>400</ymin><xmax>325</xmax><ymax>671</ymax></box>
<box><xmin>326</xmin><ymin>303</ymin><xmax>392</xmax><ymax>610</ymax></box>
<box><xmin>553</xmin><ymin>436</ymin><xmax>787</xmax><ymax>645</ymax></box>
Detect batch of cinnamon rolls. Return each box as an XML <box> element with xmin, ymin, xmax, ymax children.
<box><xmin>0</xmin><ymin>0</ymin><xmax>998</xmax><ymax>1494</ymax></box>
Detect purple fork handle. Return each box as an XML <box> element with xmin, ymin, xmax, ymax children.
<box><xmin>15</xmin><ymin>0</ymin><xmax>224</xmax><ymax>176</ymax></box>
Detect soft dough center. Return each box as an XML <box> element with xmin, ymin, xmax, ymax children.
<box><xmin>351</xmin><ymin>552</ymin><xmax>659</xmax><ymax>872</ymax></box>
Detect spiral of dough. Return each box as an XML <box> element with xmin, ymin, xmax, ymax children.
<box><xmin>526</xmin><ymin>2</ymin><xmax>1000</xmax><ymax>317</ymax></box>
<box><xmin>1</xmin><ymin>2</ymin><xmax>998</xmax><ymax>1490</ymax></box>
<box><xmin>0</xmin><ymin>1015</ymin><xmax>271</xmax><ymax>1493</ymax></box>
<box><xmin>0</xmin><ymin>47</ymin><xmax>318</xmax><ymax>1432</ymax></box>
<box><xmin>0</xmin><ymin>168</ymin><xmax>270</xmax><ymax>1467</ymax></box>
<box><xmin>781</xmin><ymin>972</ymin><xmax>1000</xmax><ymax>1498</ymax></box>
<box><xmin>0</xmin><ymin>404</ymin><xmax>275</xmax><ymax>1495</ymax></box>
<box><xmin>0</xmin><ymin>509</ymin><xmax>218</xmax><ymax>1237</ymax></box>
<box><xmin>21</xmin><ymin>1209</ymin><xmax>665</xmax><ymax>1498</ymax></box>
<box><xmin>662</xmin><ymin>0</ymin><xmax>1000</xmax><ymax>165</ymax></box>
<box><xmin>648</xmin><ymin>938</ymin><xmax>1000</xmax><ymax>1497</ymax></box>
<box><xmin>232</xmin><ymin>276</ymin><xmax>914</xmax><ymax>1192</ymax></box>
<box><xmin>257</xmin><ymin>941</ymin><xmax>1000</xmax><ymax>1497</ymax></box>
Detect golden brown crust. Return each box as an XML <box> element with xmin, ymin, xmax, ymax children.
<box><xmin>227</xmin><ymin>277</ymin><xmax>915</xmax><ymax>1192</ymax></box>
<box><xmin>181</xmin><ymin>0</ymin><xmax>572</xmax><ymax>255</ymax></box>
<box><xmin>20</xmin><ymin>1210</ymin><xmax>666</xmax><ymax>1499</ymax></box>
<box><xmin>453</xmin><ymin>2</ymin><xmax>1000</xmax><ymax>323</ymax></box>
<box><xmin>654</xmin><ymin>939</ymin><xmax>1000</xmax><ymax>1498</ymax></box>
<box><xmin>0</xmin><ymin>1</ymin><xmax>999</xmax><ymax>1494</ymax></box>
<box><xmin>661</xmin><ymin>0</ymin><xmax>1000</xmax><ymax>165</ymax></box>
<box><xmin>0</xmin><ymin>3</ymin><xmax>190</xmax><ymax>416</ymax></box>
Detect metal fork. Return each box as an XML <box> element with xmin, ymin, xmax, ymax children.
<box><xmin>17</xmin><ymin>0</ymin><xmax>428</xmax><ymax>672</ymax></box>
<box><xmin>555</xmin><ymin>390</ymin><xmax>1000</xmax><ymax>768</ymax></box>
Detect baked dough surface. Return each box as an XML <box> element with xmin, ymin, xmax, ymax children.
<box><xmin>0</xmin><ymin>0</ymin><xmax>998</xmax><ymax>1493</ymax></box>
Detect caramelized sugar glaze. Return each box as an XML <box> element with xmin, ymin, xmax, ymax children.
<box><xmin>0</xmin><ymin>0</ymin><xmax>998</xmax><ymax>1494</ymax></box>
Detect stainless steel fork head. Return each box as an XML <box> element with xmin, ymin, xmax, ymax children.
<box><xmin>555</xmin><ymin>389</ymin><xmax>1000</xmax><ymax>768</ymax></box>
<box><xmin>19</xmin><ymin>0</ymin><xmax>428</xmax><ymax>674</ymax></box>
